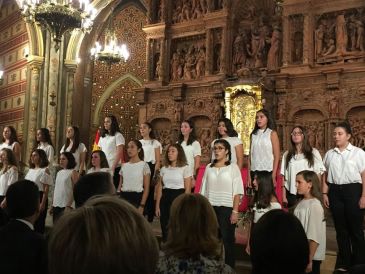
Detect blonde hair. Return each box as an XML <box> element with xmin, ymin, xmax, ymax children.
<box><xmin>163</xmin><ymin>194</ymin><xmax>223</xmax><ymax>259</ymax></box>
<box><xmin>48</xmin><ymin>196</ymin><xmax>159</xmax><ymax>274</ymax></box>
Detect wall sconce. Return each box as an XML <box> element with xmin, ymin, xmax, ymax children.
<box><xmin>0</xmin><ymin>71</ymin><xmax>4</xmax><ymax>85</ymax></box>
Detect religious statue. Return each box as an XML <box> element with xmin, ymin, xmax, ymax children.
<box><xmin>315</xmin><ymin>24</ymin><xmax>325</xmax><ymax>57</ymax></box>
<box><xmin>195</xmin><ymin>47</ymin><xmax>206</xmax><ymax>78</ymax></box>
<box><xmin>267</xmin><ymin>28</ymin><xmax>281</xmax><ymax>71</ymax></box>
<box><xmin>335</xmin><ymin>13</ymin><xmax>348</xmax><ymax>54</ymax></box>
<box><xmin>328</xmin><ymin>96</ymin><xmax>339</xmax><ymax>117</ymax></box>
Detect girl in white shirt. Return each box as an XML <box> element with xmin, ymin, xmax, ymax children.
<box><xmin>60</xmin><ymin>126</ymin><xmax>87</xmax><ymax>174</ymax></box>
<box><xmin>87</xmin><ymin>150</ymin><xmax>111</xmax><ymax>174</ymax></box>
<box><xmin>178</xmin><ymin>119</ymin><xmax>201</xmax><ymax>189</ymax></box>
<box><xmin>36</xmin><ymin>128</ymin><xmax>55</xmax><ymax>166</ymax></box>
<box><xmin>0</xmin><ymin>126</ymin><xmax>21</xmax><ymax>164</ymax></box>
<box><xmin>248</xmin><ymin>109</ymin><xmax>280</xmax><ymax>186</ymax></box>
<box><xmin>201</xmin><ymin>139</ymin><xmax>244</xmax><ymax>268</ymax></box>
<box><xmin>98</xmin><ymin>115</ymin><xmax>125</xmax><ymax>190</ymax></box>
<box><xmin>51</xmin><ymin>152</ymin><xmax>79</xmax><ymax>224</ymax></box>
<box><xmin>281</xmin><ymin>126</ymin><xmax>325</xmax><ymax>208</ymax></box>
<box><xmin>25</xmin><ymin>149</ymin><xmax>53</xmax><ymax>233</ymax></box>
<box><xmin>0</xmin><ymin>148</ymin><xmax>18</xmax><ymax>207</ymax></box>
<box><xmin>155</xmin><ymin>144</ymin><xmax>191</xmax><ymax>241</ymax></box>
<box><xmin>139</xmin><ymin>122</ymin><xmax>162</xmax><ymax>222</ymax></box>
<box><xmin>322</xmin><ymin>122</ymin><xmax>365</xmax><ymax>272</ymax></box>
<box><xmin>118</xmin><ymin>140</ymin><xmax>150</xmax><ymax>214</ymax></box>
<box><xmin>294</xmin><ymin>170</ymin><xmax>326</xmax><ymax>274</ymax></box>
<box><xmin>211</xmin><ymin>118</ymin><xmax>243</xmax><ymax>169</ymax></box>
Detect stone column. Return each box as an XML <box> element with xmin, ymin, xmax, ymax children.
<box><xmin>282</xmin><ymin>15</ymin><xmax>290</xmax><ymax>66</ymax></box>
<box><xmin>64</xmin><ymin>62</ymin><xmax>77</xmax><ymax>127</ymax></box>
<box><xmin>146</xmin><ymin>39</ymin><xmax>153</xmax><ymax>81</ymax></box>
<box><xmin>205</xmin><ymin>28</ymin><xmax>213</xmax><ymax>75</ymax></box>
<box><xmin>159</xmin><ymin>38</ymin><xmax>167</xmax><ymax>82</ymax></box>
<box><xmin>220</xmin><ymin>26</ymin><xmax>228</xmax><ymax>74</ymax></box>
<box><xmin>303</xmin><ymin>13</ymin><xmax>314</xmax><ymax>65</ymax></box>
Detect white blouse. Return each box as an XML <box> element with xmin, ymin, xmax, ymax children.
<box><xmin>60</xmin><ymin>142</ymin><xmax>87</xmax><ymax>171</ymax></box>
<box><xmin>200</xmin><ymin>163</ymin><xmax>244</xmax><ymax>208</ymax></box>
<box><xmin>181</xmin><ymin>140</ymin><xmax>201</xmax><ymax>176</ymax></box>
<box><xmin>0</xmin><ymin>141</ymin><xmax>19</xmax><ymax>151</ymax></box>
<box><xmin>119</xmin><ymin>161</ymin><xmax>150</xmax><ymax>192</ymax></box>
<box><xmin>98</xmin><ymin>132</ymin><xmax>125</xmax><ymax>168</ymax></box>
<box><xmin>281</xmin><ymin>148</ymin><xmax>326</xmax><ymax>195</ymax></box>
<box><xmin>160</xmin><ymin>165</ymin><xmax>192</xmax><ymax>190</ymax></box>
<box><xmin>25</xmin><ymin>168</ymin><xmax>53</xmax><ymax>192</ymax></box>
<box><xmin>139</xmin><ymin>139</ymin><xmax>162</xmax><ymax>163</ymax></box>
<box><xmin>53</xmin><ymin>169</ymin><xmax>74</xmax><ymax>208</ymax></box>
<box><xmin>211</xmin><ymin>136</ymin><xmax>242</xmax><ymax>165</ymax></box>
<box><xmin>87</xmin><ymin>167</ymin><xmax>112</xmax><ymax>175</ymax></box>
<box><xmin>253</xmin><ymin>202</ymin><xmax>282</xmax><ymax>223</ymax></box>
<box><xmin>250</xmin><ymin>128</ymin><xmax>273</xmax><ymax>171</ymax></box>
<box><xmin>0</xmin><ymin>167</ymin><xmax>18</xmax><ymax>195</ymax></box>
<box><xmin>37</xmin><ymin>142</ymin><xmax>55</xmax><ymax>166</ymax></box>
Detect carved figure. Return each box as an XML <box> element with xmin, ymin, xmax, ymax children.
<box><xmin>335</xmin><ymin>13</ymin><xmax>348</xmax><ymax>54</ymax></box>
<box><xmin>173</xmin><ymin>5</ymin><xmax>182</xmax><ymax>23</ymax></box>
<box><xmin>157</xmin><ymin>0</ymin><xmax>165</xmax><ymax>22</ymax></box>
<box><xmin>199</xmin><ymin>128</ymin><xmax>212</xmax><ymax>155</ymax></box>
<box><xmin>184</xmin><ymin>45</ymin><xmax>197</xmax><ymax>80</ymax></box>
<box><xmin>199</xmin><ymin>0</ymin><xmax>207</xmax><ymax>14</ymax></box>
<box><xmin>171</xmin><ymin>53</ymin><xmax>180</xmax><ymax>81</ymax></box>
<box><xmin>323</xmin><ymin>39</ymin><xmax>336</xmax><ymax>56</ymax></box>
<box><xmin>267</xmin><ymin>29</ymin><xmax>280</xmax><ymax>71</ymax></box>
<box><xmin>232</xmin><ymin>32</ymin><xmax>247</xmax><ymax>72</ymax></box>
<box><xmin>355</xmin><ymin>18</ymin><xmax>364</xmax><ymax>51</ymax></box>
<box><xmin>174</xmin><ymin>104</ymin><xmax>183</xmax><ymax>123</ymax></box>
<box><xmin>196</xmin><ymin>47</ymin><xmax>206</xmax><ymax>78</ymax></box>
<box><xmin>155</xmin><ymin>60</ymin><xmax>161</xmax><ymax>79</ymax></box>
<box><xmin>192</xmin><ymin>1</ymin><xmax>203</xmax><ymax>19</ymax></box>
<box><xmin>315</xmin><ymin>24</ymin><xmax>325</xmax><ymax>57</ymax></box>
<box><xmin>182</xmin><ymin>0</ymin><xmax>192</xmax><ymax>21</ymax></box>
<box><xmin>328</xmin><ymin>96</ymin><xmax>339</xmax><ymax>117</ymax></box>
<box><xmin>315</xmin><ymin>126</ymin><xmax>324</xmax><ymax>150</ymax></box>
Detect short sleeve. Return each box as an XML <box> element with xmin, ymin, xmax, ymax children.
<box><xmin>79</xmin><ymin>143</ymin><xmax>87</xmax><ymax>153</ymax></box>
<box><xmin>182</xmin><ymin>165</ymin><xmax>193</xmax><ymax>178</ymax></box>
<box><xmin>232</xmin><ymin>137</ymin><xmax>243</xmax><ymax>147</ymax></box>
<box><xmin>312</xmin><ymin>148</ymin><xmax>326</xmax><ymax>175</ymax></box>
<box><xmin>323</xmin><ymin>150</ymin><xmax>331</xmax><ymax>170</ymax></box>
<box><xmin>143</xmin><ymin>162</ymin><xmax>151</xmax><ymax>175</ymax></box>
<box><xmin>306</xmin><ymin>202</ymin><xmax>325</xmax><ymax>244</ymax></box>
<box><xmin>192</xmin><ymin>141</ymin><xmax>202</xmax><ymax>157</ymax></box>
<box><xmin>115</xmin><ymin>132</ymin><xmax>125</xmax><ymax>146</ymax></box>
<box><xmin>356</xmin><ymin>149</ymin><xmax>365</xmax><ymax>173</ymax></box>
<box><xmin>8</xmin><ymin>167</ymin><xmax>18</xmax><ymax>186</ymax></box>
<box><xmin>40</xmin><ymin>170</ymin><xmax>53</xmax><ymax>186</ymax></box>
<box><xmin>47</xmin><ymin>146</ymin><xmax>55</xmax><ymax>164</ymax></box>
<box><xmin>153</xmin><ymin>140</ymin><xmax>163</xmax><ymax>154</ymax></box>
<box><xmin>200</xmin><ymin>163</ymin><xmax>211</xmax><ymax>196</ymax></box>
<box><xmin>232</xmin><ymin>164</ymin><xmax>244</xmax><ymax>196</ymax></box>
<box><xmin>280</xmin><ymin>151</ymin><xmax>288</xmax><ymax>177</ymax></box>
<box><xmin>211</xmin><ymin>139</ymin><xmax>217</xmax><ymax>160</ymax></box>
<box><xmin>60</xmin><ymin>145</ymin><xmax>65</xmax><ymax>154</ymax></box>
<box><xmin>119</xmin><ymin>165</ymin><xmax>123</xmax><ymax>176</ymax></box>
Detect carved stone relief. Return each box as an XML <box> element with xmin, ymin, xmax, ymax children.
<box><xmin>212</xmin><ymin>28</ymin><xmax>222</xmax><ymax>73</ymax></box>
<box><xmin>347</xmin><ymin>107</ymin><xmax>365</xmax><ymax>150</ymax></box>
<box><xmin>289</xmin><ymin>14</ymin><xmax>304</xmax><ymax>64</ymax></box>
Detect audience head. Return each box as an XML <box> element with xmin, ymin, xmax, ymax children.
<box><xmin>6</xmin><ymin>180</ymin><xmax>40</xmax><ymax>221</ymax></box>
<box><xmin>29</xmin><ymin>149</ymin><xmax>49</xmax><ymax>168</ymax></box>
<box><xmin>88</xmin><ymin>150</ymin><xmax>109</xmax><ymax>169</ymax></box>
<box><xmin>102</xmin><ymin>115</ymin><xmax>120</xmax><ymax>136</ymax></box>
<box><xmin>252</xmin><ymin>109</ymin><xmax>276</xmax><ymax>134</ymax></box>
<box><xmin>127</xmin><ymin>140</ymin><xmax>144</xmax><ymax>161</ymax></box>
<box><xmin>73</xmin><ymin>172</ymin><xmax>115</xmax><ymax>208</ymax></box>
<box><xmin>36</xmin><ymin>128</ymin><xmax>53</xmax><ymax>146</ymax></box>
<box><xmin>334</xmin><ymin>121</ymin><xmax>352</xmax><ymax>148</ymax></box>
<box><xmin>211</xmin><ymin>138</ymin><xmax>231</xmax><ymax>167</ymax></box>
<box><xmin>0</xmin><ymin>148</ymin><xmax>18</xmax><ymax>168</ymax></box>
<box><xmin>178</xmin><ymin>119</ymin><xmax>197</xmax><ymax>145</ymax></box>
<box><xmin>2</xmin><ymin>125</ymin><xmax>19</xmax><ymax>145</ymax></box>
<box><xmin>217</xmin><ymin>118</ymin><xmax>238</xmax><ymax>138</ymax></box>
<box><xmin>139</xmin><ymin>122</ymin><xmax>156</xmax><ymax>139</ymax></box>
<box><xmin>250</xmin><ymin>209</ymin><xmax>309</xmax><ymax>274</ymax></box>
<box><xmin>48</xmin><ymin>196</ymin><xmax>159</xmax><ymax>274</ymax></box>
<box><xmin>252</xmin><ymin>171</ymin><xmax>277</xmax><ymax>209</ymax></box>
<box><xmin>164</xmin><ymin>143</ymin><xmax>187</xmax><ymax>167</ymax></box>
<box><xmin>164</xmin><ymin>193</ymin><xmax>222</xmax><ymax>259</ymax></box>
<box><xmin>60</xmin><ymin>152</ymin><xmax>76</xmax><ymax>169</ymax></box>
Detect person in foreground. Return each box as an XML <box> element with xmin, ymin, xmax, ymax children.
<box><xmin>156</xmin><ymin>193</ymin><xmax>234</xmax><ymax>273</ymax></box>
<box><xmin>0</xmin><ymin>180</ymin><xmax>47</xmax><ymax>274</ymax></box>
<box><xmin>250</xmin><ymin>209</ymin><xmax>309</xmax><ymax>274</ymax></box>
<box><xmin>48</xmin><ymin>196</ymin><xmax>159</xmax><ymax>274</ymax></box>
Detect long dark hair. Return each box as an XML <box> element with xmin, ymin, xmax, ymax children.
<box><xmin>178</xmin><ymin>119</ymin><xmax>197</xmax><ymax>146</ymax></box>
<box><xmin>88</xmin><ymin>150</ymin><xmax>109</xmax><ymax>169</ymax></box>
<box><xmin>285</xmin><ymin>126</ymin><xmax>314</xmax><ymax>170</ymax></box>
<box><xmin>2</xmin><ymin>126</ymin><xmax>19</xmax><ymax>146</ymax></box>
<box><xmin>251</xmin><ymin>109</ymin><xmax>276</xmax><ymax>135</ymax></box>
<box><xmin>129</xmin><ymin>140</ymin><xmax>144</xmax><ymax>161</ymax></box>
<box><xmin>141</xmin><ymin>122</ymin><xmax>156</xmax><ymax>139</ymax></box>
<box><xmin>35</xmin><ymin>128</ymin><xmax>54</xmax><ymax>148</ymax></box>
<box><xmin>29</xmin><ymin>149</ymin><xmax>49</xmax><ymax>168</ymax></box>
<box><xmin>101</xmin><ymin>115</ymin><xmax>121</xmax><ymax>137</ymax></box>
<box><xmin>217</xmin><ymin>118</ymin><xmax>238</xmax><ymax>138</ymax></box>
<box><xmin>0</xmin><ymin>148</ymin><xmax>18</xmax><ymax>168</ymax></box>
<box><xmin>210</xmin><ymin>139</ymin><xmax>231</xmax><ymax>167</ymax></box>
<box><xmin>60</xmin><ymin>152</ymin><xmax>77</xmax><ymax>169</ymax></box>
<box><xmin>252</xmin><ymin>171</ymin><xmax>278</xmax><ymax>209</ymax></box>
<box><xmin>64</xmin><ymin>126</ymin><xmax>81</xmax><ymax>153</ymax></box>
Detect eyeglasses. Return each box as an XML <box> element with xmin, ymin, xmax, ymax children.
<box><xmin>291</xmin><ymin>131</ymin><xmax>303</xmax><ymax>136</ymax></box>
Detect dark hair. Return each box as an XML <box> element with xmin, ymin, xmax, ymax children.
<box><xmin>250</xmin><ymin>210</ymin><xmax>309</xmax><ymax>274</ymax></box>
<box><xmin>64</xmin><ymin>126</ymin><xmax>81</xmax><ymax>153</ymax></box>
<box><xmin>295</xmin><ymin>170</ymin><xmax>324</xmax><ymax>210</ymax></box>
<box><xmin>36</xmin><ymin>128</ymin><xmax>53</xmax><ymax>147</ymax></box>
<box><xmin>0</xmin><ymin>148</ymin><xmax>18</xmax><ymax>168</ymax></box>
<box><xmin>61</xmin><ymin>152</ymin><xmax>77</xmax><ymax>169</ymax></box>
<box><xmin>141</xmin><ymin>122</ymin><xmax>156</xmax><ymax>139</ymax></box>
<box><xmin>29</xmin><ymin>149</ymin><xmax>49</xmax><ymax>168</ymax></box>
<box><xmin>6</xmin><ymin>180</ymin><xmax>40</xmax><ymax>218</ymax></box>
<box><xmin>211</xmin><ymin>139</ymin><xmax>231</xmax><ymax>167</ymax></box>
<box><xmin>335</xmin><ymin>121</ymin><xmax>352</xmax><ymax>135</ymax></box>
<box><xmin>252</xmin><ymin>171</ymin><xmax>278</xmax><ymax>209</ymax></box>
<box><xmin>285</xmin><ymin>126</ymin><xmax>314</xmax><ymax>170</ymax></box>
<box><xmin>217</xmin><ymin>118</ymin><xmax>238</xmax><ymax>138</ymax></box>
<box><xmin>101</xmin><ymin>115</ymin><xmax>121</xmax><ymax>137</ymax></box>
<box><xmin>163</xmin><ymin>144</ymin><xmax>187</xmax><ymax>167</ymax></box>
<box><xmin>88</xmin><ymin>150</ymin><xmax>109</xmax><ymax>169</ymax></box>
<box><xmin>251</xmin><ymin>109</ymin><xmax>276</xmax><ymax>135</ymax></box>
<box><xmin>2</xmin><ymin>126</ymin><xmax>19</xmax><ymax>146</ymax></box>
<box><xmin>178</xmin><ymin>119</ymin><xmax>197</xmax><ymax>146</ymax></box>
<box><xmin>73</xmin><ymin>172</ymin><xmax>115</xmax><ymax>208</ymax></box>
<box><xmin>128</xmin><ymin>140</ymin><xmax>144</xmax><ymax>161</ymax></box>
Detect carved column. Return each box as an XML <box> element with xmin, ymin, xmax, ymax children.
<box><xmin>205</xmin><ymin>28</ymin><xmax>213</xmax><ymax>75</ymax></box>
<box><xmin>159</xmin><ymin>38</ymin><xmax>167</xmax><ymax>82</ymax></box>
<box><xmin>146</xmin><ymin>39</ymin><xmax>153</xmax><ymax>81</ymax></box>
<box><xmin>282</xmin><ymin>15</ymin><xmax>290</xmax><ymax>66</ymax></box>
<box><xmin>64</xmin><ymin>62</ymin><xmax>77</xmax><ymax>127</ymax></box>
<box><xmin>303</xmin><ymin>13</ymin><xmax>314</xmax><ymax>65</ymax></box>
<box><xmin>220</xmin><ymin>26</ymin><xmax>228</xmax><ymax>74</ymax></box>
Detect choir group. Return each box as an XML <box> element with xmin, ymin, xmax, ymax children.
<box><xmin>0</xmin><ymin>109</ymin><xmax>364</xmax><ymax>274</ymax></box>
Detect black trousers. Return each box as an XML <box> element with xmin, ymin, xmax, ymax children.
<box><xmin>145</xmin><ymin>162</ymin><xmax>155</xmax><ymax>222</ymax></box>
<box><xmin>308</xmin><ymin>260</ymin><xmax>321</xmax><ymax>274</ymax></box>
<box><xmin>328</xmin><ymin>183</ymin><xmax>365</xmax><ymax>269</ymax></box>
<box><xmin>112</xmin><ymin>166</ymin><xmax>121</xmax><ymax>191</ymax></box>
<box><xmin>160</xmin><ymin>188</ymin><xmax>185</xmax><ymax>242</ymax></box>
<box><xmin>120</xmin><ymin>191</ymin><xmax>142</xmax><ymax>208</ymax></box>
<box><xmin>52</xmin><ymin>206</ymin><xmax>65</xmax><ymax>225</ymax></box>
<box><xmin>214</xmin><ymin>206</ymin><xmax>236</xmax><ymax>269</ymax></box>
<box><xmin>34</xmin><ymin>191</ymin><xmax>47</xmax><ymax>234</ymax></box>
